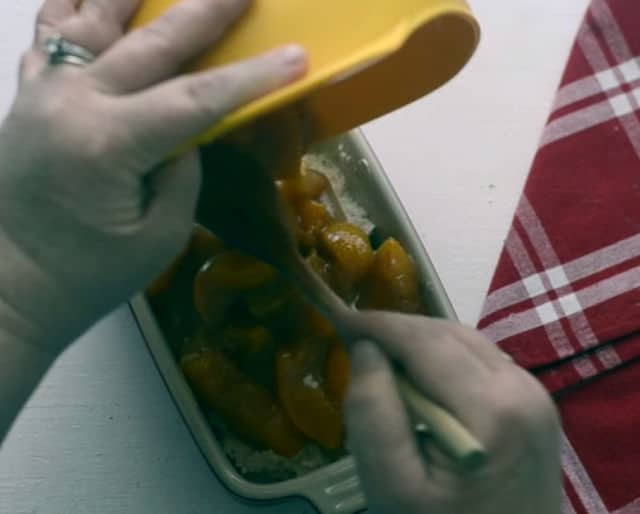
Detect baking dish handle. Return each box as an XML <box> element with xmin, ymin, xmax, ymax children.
<box><xmin>301</xmin><ymin>457</ymin><xmax>366</xmax><ymax>514</ymax></box>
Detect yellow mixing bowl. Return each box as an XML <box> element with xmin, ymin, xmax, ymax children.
<box><xmin>129</xmin><ymin>0</ymin><xmax>480</xmax><ymax>148</ymax></box>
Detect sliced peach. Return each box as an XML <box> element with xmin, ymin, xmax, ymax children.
<box><xmin>190</xmin><ymin>224</ymin><xmax>225</xmax><ymax>262</ymax></box>
<box><xmin>276</xmin><ymin>340</ymin><xmax>344</xmax><ymax>449</ymax></box>
<box><xmin>193</xmin><ymin>252</ymin><xmax>278</xmax><ymax>326</ymax></box>
<box><xmin>146</xmin><ymin>225</ymin><xmax>223</xmax><ymax>298</ymax></box>
<box><xmin>193</xmin><ymin>267</ymin><xmax>234</xmax><ymax>327</ymax></box>
<box><xmin>306</xmin><ymin>250</ymin><xmax>333</xmax><ymax>288</ymax></box>
<box><xmin>326</xmin><ymin>341</ymin><xmax>350</xmax><ymax>405</ymax></box>
<box><xmin>277</xmin><ymin>168</ymin><xmax>329</xmax><ymax>204</ymax></box>
<box><xmin>181</xmin><ymin>348</ymin><xmax>306</xmax><ymax>458</ymax></box>
<box><xmin>304</xmin><ymin>305</ymin><xmax>337</xmax><ymax>340</ymax></box>
<box><xmin>359</xmin><ymin>238</ymin><xmax>422</xmax><ymax>313</ymax></box>
<box><xmin>223</xmin><ymin>324</ymin><xmax>274</xmax><ymax>354</ymax></box>
<box><xmin>297</xmin><ymin>200</ymin><xmax>334</xmax><ymax>250</ymax></box>
<box><xmin>244</xmin><ymin>278</ymin><xmax>294</xmax><ymax>320</ymax></box>
<box><xmin>319</xmin><ymin>222</ymin><xmax>374</xmax><ymax>295</ymax></box>
<box><xmin>198</xmin><ymin>252</ymin><xmax>277</xmax><ymax>291</ymax></box>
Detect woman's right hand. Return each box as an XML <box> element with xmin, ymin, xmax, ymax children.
<box><xmin>345</xmin><ymin>312</ymin><xmax>562</xmax><ymax>514</ymax></box>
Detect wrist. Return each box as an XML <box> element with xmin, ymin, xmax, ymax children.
<box><xmin>0</xmin><ymin>322</ymin><xmax>57</xmax><ymax>440</ymax></box>
<box><xmin>0</xmin><ymin>229</ymin><xmax>81</xmax><ymax>355</ymax></box>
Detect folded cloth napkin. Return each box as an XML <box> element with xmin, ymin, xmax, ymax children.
<box><xmin>477</xmin><ymin>1</ymin><xmax>640</xmax><ymax>511</ymax></box>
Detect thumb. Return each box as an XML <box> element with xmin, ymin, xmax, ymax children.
<box><xmin>345</xmin><ymin>340</ymin><xmax>432</xmax><ymax>509</ymax></box>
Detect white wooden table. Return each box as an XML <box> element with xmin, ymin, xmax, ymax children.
<box><xmin>0</xmin><ymin>1</ymin><xmax>590</xmax><ymax>513</ymax></box>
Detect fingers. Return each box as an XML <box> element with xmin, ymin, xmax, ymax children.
<box><xmin>345</xmin><ymin>340</ymin><xmax>434</xmax><ymax>511</ymax></box>
<box><xmin>344</xmin><ymin>317</ymin><xmax>561</xmax><ymax>514</ymax></box>
<box><xmin>349</xmin><ymin>313</ymin><xmax>493</xmax><ymax>423</ymax></box>
<box><xmin>27</xmin><ymin>0</ymin><xmax>140</xmax><ymax>81</ymax></box>
<box><xmin>123</xmin><ymin>45</ymin><xmax>307</xmax><ymax>160</ymax></box>
<box><xmin>437</xmin><ymin>320</ymin><xmax>515</xmax><ymax>369</ymax></box>
<box><xmin>34</xmin><ymin>0</ymin><xmax>81</xmax><ymax>45</ymax></box>
<box><xmin>79</xmin><ymin>0</ymin><xmax>141</xmax><ymax>26</ymax></box>
<box><xmin>54</xmin><ymin>0</ymin><xmax>141</xmax><ymax>56</ymax></box>
<box><xmin>89</xmin><ymin>0</ymin><xmax>252</xmax><ymax>93</ymax></box>
<box><xmin>346</xmin><ymin>312</ymin><xmax>532</xmax><ymax>445</ymax></box>
<box><xmin>26</xmin><ymin>0</ymin><xmax>81</xmax><ymax>80</ymax></box>
<box><xmin>349</xmin><ymin>312</ymin><xmax>560</xmax><ymax>455</ymax></box>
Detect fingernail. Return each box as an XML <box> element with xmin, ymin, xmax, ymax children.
<box><xmin>351</xmin><ymin>340</ymin><xmax>387</xmax><ymax>376</ymax></box>
<box><xmin>279</xmin><ymin>44</ymin><xmax>307</xmax><ymax>66</ymax></box>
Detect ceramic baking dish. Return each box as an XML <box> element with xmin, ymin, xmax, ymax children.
<box><xmin>130</xmin><ymin>129</ymin><xmax>456</xmax><ymax>514</ymax></box>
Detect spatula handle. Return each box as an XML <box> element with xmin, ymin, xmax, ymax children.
<box><xmin>396</xmin><ymin>376</ymin><xmax>486</xmax><ymax>471</ymax></box>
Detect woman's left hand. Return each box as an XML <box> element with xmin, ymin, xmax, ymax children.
<box><xmin>0</xmin><ymin>0</ymin><xmax>307</xmax><ymax>354</ymax></box>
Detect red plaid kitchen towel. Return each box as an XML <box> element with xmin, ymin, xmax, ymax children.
<box><xmin>477</xmin><ymin>1</ymin><xmax>640</xmax><ymax>512</ymax></box>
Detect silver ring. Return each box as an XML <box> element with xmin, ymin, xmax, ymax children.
<box><xmin>44</xmin><ymin>34</ymin><xmax>95</xmax><ymax>67</ymax></box>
